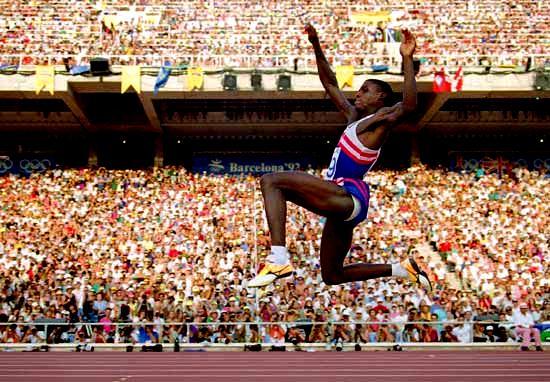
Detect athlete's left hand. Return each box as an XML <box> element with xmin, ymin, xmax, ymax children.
<box><xmin>399</xmin><ymin>29</ymin><xmax>416</xmax><ymax>57</ymax></box>
<box><xmin>305</xmin><ymin>23</ymin><xmax>319</xmax><ymax>44</ymax></box>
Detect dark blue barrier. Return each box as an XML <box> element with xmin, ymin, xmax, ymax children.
<box><xmin>451</xmin><ymin>153</ymin><xmax>550</xmax><ymax>175</ymax></box>
<box><xmin>0</xmin><ymin>157</ymin><xmax>55</xmax><ymax>175</ymax></box>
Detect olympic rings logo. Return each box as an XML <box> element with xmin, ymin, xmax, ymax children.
<box><xmin>458</xmin><ymin>158</ymin><xmax>549</xmax><ymax>172</ymax></box>
<box><xmin>462</xmin><ymin>159</ymin><xmax>479</xmax><ymax>171</ymax></box>
<box><xmin>513</xmin><ymin>159</ymin><xmax>529</xmax><ymax>168</ymax></box>
<box><xmin>19</xmin><ymin>159</ymin><xmax>51</xmax><ymax>173</ymax></box>
<box><xmin>0</xmin><ymin>158</ymin><xmax>14</xmax><ymax>174</ymax></box>
<box><xmin>533</xmin><ymin>159</ymin><xmax>550</xmax><ymax>170</ymax></box>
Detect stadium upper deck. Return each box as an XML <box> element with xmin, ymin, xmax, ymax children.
<box><xmin>0</xmin><ymin>0</ymin><xmax>548</xmax><ymax>68</ymax></box>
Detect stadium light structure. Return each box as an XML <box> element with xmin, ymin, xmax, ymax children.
<box><xmin>534</xmin><ymin>71</ymin><xmax>550</xmax><ymax>91</ymax></box>
<box><xmin>277</xmin><ymin>75</ymin><xmax>291</xmax><ymax>91</ymax></box>
<box><xmin>223</xmin><ymin>74</ymin><xmax>237</xmax><ymax>90</ymax></box>
<box><xmin>251</xmin><ymin>72</ymin><xmax>262</xmax><ymax>91</ymax></box>
<box><xmin>90</xmin><ymin>57</ymin><xmax>111</xmax><ymax>76</ymax></box>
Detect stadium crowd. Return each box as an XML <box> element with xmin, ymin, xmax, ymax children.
<box><xmin>0</xmin><ymin>0</ymin><xmax>548</xmax><ymax>68</ymax></box>
<box><xmin>0</xmin><ymin>165</ymin><xmax>548</xmax><ymax>348</ymax></box>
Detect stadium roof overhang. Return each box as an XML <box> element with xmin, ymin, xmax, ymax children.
<box><xmin>0</xmin><ymin>82</ymin><xmax>548</xmax><ymax>136</ymax></box>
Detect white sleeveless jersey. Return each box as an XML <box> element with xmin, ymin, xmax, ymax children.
<box><xmin>325</xmin><ymin>114</ymin><xmax>381</xmax><ymax>182</ymax></box>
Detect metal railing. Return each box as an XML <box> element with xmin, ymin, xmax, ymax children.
<box><xmin>0</xmin><ymin>320</ymin><xmax>532</xmax><ymax>351</ymax></box>
<box><xmin>0</xmin><ymin>54</ymin><xmax>548</xmax><ymax>70</ymax></box>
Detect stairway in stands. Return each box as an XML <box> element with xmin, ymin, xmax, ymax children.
<box><xmin>415</xmin><ymin>242</ymin><xmax>462</xmax><ymax>290</ymax></box>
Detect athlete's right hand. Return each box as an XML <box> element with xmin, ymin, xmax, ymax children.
<box><xmin>399</xmin><ymin>29</ymin><xmax>416</xmax><ymax>57</ymax></box>
<box><xmin>305</xmin><ymin>23</ymin><xmax>318</xmax><ymax>44</ymax></box>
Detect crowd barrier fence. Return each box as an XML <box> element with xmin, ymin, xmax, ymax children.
<box><xmin>1</xmin><ymin>320</ymin><xmax>545</xmax><ymax>352</ymax></box>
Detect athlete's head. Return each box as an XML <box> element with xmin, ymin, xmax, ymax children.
<box><xmin>354</xmin><ymin>79</ymin><xmax>394</xmax><ymax>112</ymax></box>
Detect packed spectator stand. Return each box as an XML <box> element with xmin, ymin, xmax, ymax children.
<box><xmin>0</xmin><ymin>166</ymin><xmax>548</xmax><ymax>348</ymax></box>
<box><xmin>0</xmin><ymin>0</ymin><xmax>548</xmax><ymax>68</ymax></box>
<box><xmin>0</xmin><ymin>0</ymin><xmax>548</xmax><ymax>350</ymax></box>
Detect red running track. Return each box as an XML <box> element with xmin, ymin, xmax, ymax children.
<box><xmin>0</xmin><ymin>351</ymin><xmax>548</xmax><ymax>382</ymax></box>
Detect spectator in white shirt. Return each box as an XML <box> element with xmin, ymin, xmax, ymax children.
<box><xmin>451</xmin><ymin>315</ymin><xmax>473</xmax><ymax>343</ymax></box>
<box><xmin>513</xmin><ymin>303</ymin><xmax>543</xmax><ymax>351</ymax></box>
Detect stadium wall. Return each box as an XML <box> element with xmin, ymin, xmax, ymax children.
<box><xmin>0</xmin><ymin>69</ymin><xmax>540</xmax><ymax>93</ymax></box>
<box><xmin>0</xmin><ymin>71</ymin><xmax>548</xmax><ymax>171</ymax></box>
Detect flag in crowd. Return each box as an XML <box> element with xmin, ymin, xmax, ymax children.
<box><xmin>154</xmin><ymin>61</ymin><xmax>172</xmax><ymax>95</ymax></box>
<box><xmin>433</xmin><ymin>67</ymin><xmax>463</xmax><ymax>92</ymax></box>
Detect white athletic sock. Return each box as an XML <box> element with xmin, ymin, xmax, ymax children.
<box><xmin>391</xmin><ymin>263</ymin><xmax>409</xmax><ymax>279</ymax></box>
<box><xmin>266</xmin><ymin>246</ymin><xmax>290</xmax><ymax>265</ymax></box>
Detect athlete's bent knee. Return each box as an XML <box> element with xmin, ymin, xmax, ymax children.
<box><xmin>260</xmin><ymin>172</ymin><xmax>280</xmax><ymax>192</ymax></box>
<box><xmin>322</xmin><ymin>271</ymin><xmax>344</xmax><ymax>285</ymax></box>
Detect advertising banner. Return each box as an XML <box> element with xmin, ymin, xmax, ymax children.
<box><xmin>192</xmin><ymin>155</ymin><xmax>316</xmax><ymax>175</ymax></box>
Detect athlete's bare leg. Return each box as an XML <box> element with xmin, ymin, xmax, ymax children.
<box><xmin>260</xmin><ymin>171</ymin><xmax>353</xmax><ymax>246</ymax></box>
<box><xmin>260</xmin><ymin>171</ymin><xmax>390</xmax><ymax>284</ymax></box>
<box><xmin>320</xmin><ymin>219</ymin><xmax>390</xmax><ymax>285</ymax></box>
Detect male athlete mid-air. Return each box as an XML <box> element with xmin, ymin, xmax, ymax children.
<box><xmin>249</xmin><ymin>24</ymin><xmax>431</xmax><ymax>292</ymax></box>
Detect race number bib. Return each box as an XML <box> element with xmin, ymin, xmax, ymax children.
<box><xmin>326</xmin><ymin>147</ymin><xmax>340</xmax><ymax>180</ymax></box>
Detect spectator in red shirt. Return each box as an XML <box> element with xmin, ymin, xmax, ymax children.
<box><xmin>421</xmin><ymin>321</ymin><xmax>439</xmax><ymax>342</ymax></box>
<box><xmin>440</xmin><ymin>325</ymin><xmax>459</xmax><ymax>342</ymax></box>
<box><xmin>373</xmin><ymin>299</ymin><xmax>389</xmax><ymax>314</ymax></box>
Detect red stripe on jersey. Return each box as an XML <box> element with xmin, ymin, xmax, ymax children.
<box><xmin>330</xmin><ymin>177</ymin><xmax>345</xmax><ymax>186</ymax></box>
<box><xmin>341</xmin><ymin>134</ymin><xmax>378</xmax><ymax>157</ymax></box>
<box><xmin>340</xmin><ymin>134</ymin><xmax>378</xmax><ymax>160</ymax></box>
<box><xmin>338</xmin><ymin>142</ymin><xmax>377</xmax><ymax>165</ymax></box>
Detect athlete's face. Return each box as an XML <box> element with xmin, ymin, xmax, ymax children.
<box><xmin>354</xmin><ymin>81</ymin><xmax>384</xmax><ymax>111</ymax></box>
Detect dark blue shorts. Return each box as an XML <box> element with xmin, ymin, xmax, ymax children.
<box><xmin>340</xmin><ymin>178</ymin><xmax>370</xmax><ymax>227</ymax></box>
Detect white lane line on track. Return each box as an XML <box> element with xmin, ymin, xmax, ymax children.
<box><xmin>0</xmin><ymin>379</ymin><xmax>544</xmax><ymax>382</ymax></box>
<box><xmin>1</xmin><ymin>364</ymin><xmax>547</xmax><ymax>369</ymax></box>
<box><xmin>0</xmin><ymin>352</ymin><xmax>550</xmax><ymax>362</ymax></box>
<box><xmin>0</xmin><ymin>354</ymin><xmax>535</xmax><ymax>356</ymax></box>
<box><xmin>0</xmin><ymin>375</ymin><xmax>548</xmax><ymax>378</ymax></box>
<box><xmin>2</xmin><ymin>368</ymin><xmax>550</xmax><ymax>377</ymax></box>
<box><xmin>0</xmin><ymin>353</ymin><xmax>542</xmax><ymax>356</ymax></box>
<box><xmin>2</xmin><ymin>357</ymin><xmax>546</xmax><ymax>362</ymax></box>
<box><xmin>2</xmin><ymin>368</ymin><xmax>548</xmax><ymax>372</ymax></box>
<box><xmin>2</xmin><ymin>357</ymin><xmax>547</xmax><ymax>361</ymax></box>
<box><xmin>111</xmin><ymin>377</ymin><xmax>130</xmax><ymax>382</ymax></box>
<box><xmin>1</xmin><ymin>361</ymin><xmax>546</xmax><ymax>365</ymax></box>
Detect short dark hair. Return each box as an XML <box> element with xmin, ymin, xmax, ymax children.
<box><xmin>367</xmin><ymin>79</ymin><xmax>394</xmax><ymax>107</ymax></box>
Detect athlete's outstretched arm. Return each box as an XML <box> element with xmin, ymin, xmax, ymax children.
<box><xmin>354</xmin><ymin>30</ymin><xmax>417</xmax><ymax>147</ymax></box>
<box><xmin>305</xmin><ymin>23</ymin><xmax>356</xmax><ymax>122</ymax></box>
<box><xmin>382</xmin><ymin>29</ymin><xmax>418</xmax><ymax>123</ymax></box>
<box><xmin>399</xmin><ymin>29</ymin><xmax>418</xmax><ymax>114</ymax></box>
